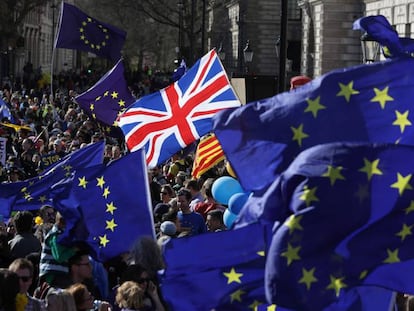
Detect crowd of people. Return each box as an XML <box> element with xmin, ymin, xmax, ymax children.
<box><xmin>0</xmin><ymin>67</ymin><xmax>232</xmax><ymax>311</ymax></box>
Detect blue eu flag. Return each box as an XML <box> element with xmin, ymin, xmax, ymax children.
<box><xmin>0</xmin><ymin>141</ymin><xmax>105</xmax><ymax>215</ymax></box>
<box><xmin>213</xmin><ymin>57</ymin><xmax>414</xmax><ymax>192</ymax></box>
<box><xmin>52</xmin><ymin>149</ymin><xmax>155</xmax><ymax>262</ymax></box>
<box><xmin>265</xmin><ymin>142</ymin><xmax>414</xmax><ymax>310</ymax></box>
<box><xmin>161</xmin><ymin>223</ymin><xmax>270</xmax><ymax>310</ymax></box>
<box><xmin>75</xmin><ymin>59</ymin><xmax>135</xmax><ymax>137</ymax></box>
<box><xmin>54</xmin><ymin>2</ymin><xmax>126</xmax><ymax>62</ymax></box>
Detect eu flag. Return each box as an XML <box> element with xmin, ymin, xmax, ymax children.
<box><xmin>265</xmin><ymin>142</ymin><xmax>414</xmax><ymax>310</ymax></box>
<box><xmin>54</xmin><ymin>2</ymin><xmax>126</xmax><ymax>62</ymax></box>
<box><xmin>213</xmin><ymin>57</ymin><xmax>414</xmax><ymax>192</ymax></box>
<box><xmin>75</xmin><ymin>59</ymin><xmax>135</xmax><ymax>137</ymax></box>
<box><xmin>0</xmin><ymin>141</ymin><xmax>105</xmax><ymax>214</ymax></box>
<box><xmin>161</xmin><ymin>223</ymin><xmax>270</xmax><ymax>310</ymax></box>
<box><xmin>52</xmin><ymin>149</ymin><xmax>155</xmax><ymax>262</ymax></box>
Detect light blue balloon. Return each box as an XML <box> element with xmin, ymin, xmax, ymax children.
<box><xmin>228</xmin><ymin>192</ymin><xmax>250</xmax><ymax>215</ymax></box>
<box><xmin>212</xmin><ymin>176</ymin><xmax>244</xmax><ymax>205</ymax></box>
<box><xmin>223</xmin><ymin>209</ymin><xmax>237</xmax><ymax>229</ymax></box>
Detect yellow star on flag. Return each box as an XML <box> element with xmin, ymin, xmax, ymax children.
<box><xmin>322</xmin><ymin>165</ymin><xmax>345</xmax><ymax>186</ymax></box>
<box><xmin>95</xmin><ymin>96</ymin><xmax>101</xmax><ymax>101</ymax></box>
<box><xmin>230</xmin><ymin>289</ymin><xmax>245</xmax><ymax>303</ymax></box>
<box><xmin>104</xmin><ymin>91</ymin><xmax>109</xmax><ymax>96</ymax></box>
<box><xmin>103</xmin><ymin>187</ymin><xmax>111</xmax><ymax>199</ymax></box>
<box><xmin>299</xmin><ymin>267</ymin><xmax>318</xmax><ymax>290</ymax></box>
<box><xmin>96</xmin><ymin>176</ymin><xmax>105</xmax><ymax>189</ymax></box>
<box><xmin>78</xmin><ymin>176</ymin><xmax>88</xmax><ymax>189</ymax></box>
<box><xmin>326</xmin><ymin>275</ymin><xmax>347</xmax><ymax>297</ymax></box>
<box><xmin>359</xmin><ymin>158</ymin><xmax>382</xmax><ymax>181</ymax></box>
<box><xmin>336</xmin><ymin>81</ymin><xmax>359</xmax><ymax>102</ymax></box>
<box><xmin>223</xmin><ymin>267</ymin><xmax>243</xmax><ymax>284</ymax></box>
<box><xmin>391</xmin><ymin>173</ymin><xmax>413</xmax><ymax>196</ymax></box>
<box><xmin>299</xmin><ymin>185</ymin><xmax>319</xmax><ymax>206</ymax></box>
<box><xmin>118</xmin><ymin>99</ymin><xmax>126</xmax><ymax>107</ymax></box>
<box><xmin>405</xmin><ymin>201</ymin><xmax>414</xmax><ymax>214</ymax></box>
<box><xmin>106</xmin><ymin>202</ymin><xmax>117</xmax><ymax>214</ymax></box>
<box><xmin>105</xmin><ymin>219</ymin><xmax>118</xmax><ymax>232</ymax></box>
<box><xmin>111</xmin><ymin>91</ymin><xmax>119</xmax><ymax>99</ymax></box>
<box><xmin>396</xmin><ymin>224</ymin><xmax>413</xmax><ymax>241</ymax></box>
<box><xmin>370</xmin><ymin>86</ymin><xmax>394</xmax><ymax>109</ymax></box>
<box><xmin>281</xmin><ymin>243</ymin><xmax>301</xmax><ymax>266</ymax></box>
<box><xmin>304</xmin><ymin>96</ymin><xmax>326</xmax><ymax>118</ymax></box>
<box><xmin>291</xmin><ymin>124</ymin><xmax>309</xmax><ymax>147</ymax></box>
<box><xmin>383</xmin><ymin>248</ymin><xmax>400</xmax><ymax>263</ymax></box>
<box><xmin>248</xmin><ymin>300</ymin><xmax>262</xmax><ymax>310</ymax></box>
<box><xmin>99</xmin><ymin>234</ymin><xmax>110</xmax><ymax>247</ymax></box>
<box><xmin>38</xmin><ymin>195</ymin><xmax>48</xmax><ymax>203</ymax></box>
<box><xmin>267</xmin><ymin>305</ymin><xmax>276</xmax><ymax>311</ymax></box>
<box><xmin>359</xmin><ymin>270</ymin><xmax>368</xmax><ymax>280</ymax></box>
<box><xmin>284</xmin><ymin>215</ymin><xmax>303</xmax><ymax>234</ymax></box>
<box><xmin>393</xmin><ymin>110</ymin><xmax>412</xmax><ymax>133</ymax></box>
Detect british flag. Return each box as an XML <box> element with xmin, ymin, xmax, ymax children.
<box><xmin>118</xmin><ymin>49</ymin><xmax>241</xmax><ymax>167</ymax></box>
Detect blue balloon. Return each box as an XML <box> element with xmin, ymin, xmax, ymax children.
<box><xmin>228</xmin><ymin>192</ymin><xmax>250</xmax><ymax>215</ymax></box>
<box><xmin>223</xmin><ymin>209</ymin><xmax>237</xmax><ymax>229</ymax></box>
<box><xmin>212</xmin><ymin>176</ymin><xmax>244</xmax><ymax>205</ymax></box>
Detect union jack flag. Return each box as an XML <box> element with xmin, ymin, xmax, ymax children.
<box><xmin>118</xmin><ymin>49</ymin><xmax>241</xmax><ymax>167</ymax></box>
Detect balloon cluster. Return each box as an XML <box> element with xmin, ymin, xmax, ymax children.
<box><xmin>211</xmin><ymin>176</ymin><xmax>250</xmax><ymax>229</ymax></box>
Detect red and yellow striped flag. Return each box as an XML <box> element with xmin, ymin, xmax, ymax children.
<box><xmin>192</xmin><ymin>134</ymin><xmax>225</xmax><ymax>178</ymax></box>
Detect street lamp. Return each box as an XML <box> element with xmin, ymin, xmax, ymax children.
<box><xmin>360</xmin><ymin>33</ymin><xmax>381</xmax><ymax>63</ymax></box>
<box><xmin>243</xmin><ymin>40</ymin><xmax>254</xmax><ymax>63</ymax></box>
<box><xmin>275</xmin><ymin>36</ymin><xmax>281</xmax><ymax>58</ymax></box>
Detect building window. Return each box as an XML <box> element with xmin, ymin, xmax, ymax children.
<box><xmin>288</xmin><ymin>0</ymin><xmax>301</xmax><ymax>21</ymax></box>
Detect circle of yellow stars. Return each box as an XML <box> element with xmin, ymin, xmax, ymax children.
<box><xmin>79</xmin><ymin>17</ymin><xmax>109</xmax><ymax>50</ymax></box>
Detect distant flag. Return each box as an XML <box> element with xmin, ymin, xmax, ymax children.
<box><xmin>353</xmin><ymin>15</ymin><xmax>414</xmax><ymax>59</ymax></box>
<box><xmin>119</xmin><ymin>49</ymin><xmax>241</xmax><ymax>167</ymax></box>
<box><xmin>0</xmin><ymin>141</ymin><xmax>105</xmax><ymax>214</ymax></box>
<box><xmin>213</xmin><ymin>56</ymin><xmax>414</xmax><ymax>192</ymax></box>
<box><xmin>75</xmin><ymin>59</ymin><xmax>135</xmax><ymax>136</ymax></box>
<box><xmin>192</xmin><ymin>134</ymin><xmax>225</xmax><ymax>179</ymax></box>
<box><xmin>171</xmin><ymin>59</ymin><xmax>187</xmax><ymax>82</ymax></box>
<box><xmin>0</xmin><ymin>123</ymin><xmax>31</xmax><ymax>132</ymax></box>
<box><xmin>264</xmin><ymin>142</ymin><xmax>414</xmax><ymax>310</ymax></box>
<box><xmin>161</xmin><ymin>223</ymin><xmax>270</xmax><ymax>310</ymax></box>
<box><xmin>52</xmin><ymin>149</ymin><xmax>154</xmax><ymax>262</ymax></box>
<box><xmin>54</xmin><ymin>2</ymin><xmax>126</xmax><ymax>62</ymax></box>
<box><xmin>0</xmin><ymin>99</ymin><xmax>14</xmax><ymax>122</ymax></box>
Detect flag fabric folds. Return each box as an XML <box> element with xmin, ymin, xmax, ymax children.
<box><xmin>192</xmin><ymin>133</ymin><xmax>225</xmax><ymax>178</ymax></box>
<box><xmin>0</xmin><ymin>98</ymin><xmax>13</xmax><ymax>122</ymax></box>
<box><xmin>119</xmin><ymin>49</ymin><xmax>241</xmax><ymax>167</ymax></box>
<box><xmin>160</xmin><ymin>223</ymin><xmax>270</xmax><ymax>310</ymax></box>
<box><xmin>52</xmin><ymin>149</ymin><xmax>155</xmax><ymax>262</ymax></box>
<box><xmin>213</xmin><ymin>57</ymin><xmax>414</xmax><ymax>192</ymax></box>
<box><xmin>265</xmin><ymin>142</ymin><xmax>414</xmax><ymax>310</ymax></box>
<box><xmin>0</xmin><ymin>141</ymin><xmax>105</xmax><ymax>215</ymax></box>
<box><xmin>75</xmin><ymin>59</ymin><xmax>135</xmax><ymax>136</ymax></box>
<box><xmin>54</xmin><ymin>2</ymin><xmax>126</xmax><ymax>62</ymax></box>
<box><xmin>353</xmin><ymin>15</ymin><xmax>414</xmax><ymax>59</ymax></box>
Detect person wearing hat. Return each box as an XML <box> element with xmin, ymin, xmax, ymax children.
<box><xmin>290</xmin><ymin>75</ymin><xmax>312</xmax><ymax>90</ymax></box>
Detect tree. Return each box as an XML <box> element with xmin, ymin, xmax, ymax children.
<box><xmin>0</xmin><ymin>0</ymin><xmax>49</xmax><ymax>51</ymax></box>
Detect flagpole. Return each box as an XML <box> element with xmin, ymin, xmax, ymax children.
<box><xmin>50</xmin><ymin>1</ymin><xmax>63</xmax><ymax>102</ymax></box>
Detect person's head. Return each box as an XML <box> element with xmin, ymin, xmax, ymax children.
<box><xmin>115</xmin><ymin>281</ymin><xmax>144</xmax><ymax>310</ymax></box>
<box><xmin>0</xmin><ymin>268</ymin><xmax>19</xmax><ymax>311</ymax></box>
<box><xmin>39</xmin><ymin>205</ymin><xmax>56</xmax><ymax>224</ymax></box>
<box><xmin>153</xmin><ymin>203</ymin><xmax>170</xmax><ymax>223</ymax></box>
<box><xmin>206</xmin><ymin>209</ymin><xmax>225</xmax><ymax>232</ymax></box>
<box><xmin>67</xmin><ymin>283</ymin><xmax>94</xmax><ymax>311</ymax></box>
<box><xmin>8</xmin><ymin>258</ymin><xmax>34</xmax><ymax>294</ymax></box>
<box><xmin>120</xmin><ymin>264</ymin><xmax>151</xmax><ymax>292</ymax></box>
<box><xmin>13</xmin><ymin>211</ymin><xmax>34</xmax><ymax>234</ymax></box>
<box><xmin>160</xmin><ymin>184</ymin><xmax>175</xmax><ymax>203</ymax></box>
<box><xmin>128</xmin><ymin>237</ymin><xmax>164</xmax><ymax>277</ymax></box>
<box><xmin>185</xmin><ymin>179</ymin><xmax>200</xmax><ymax>195</ymax></box>
<box><xmin>160</xmin><ymin>221</ymin><xmax>177</xmax><ymax>237</ymax></box>
<box><xmin>177</xmin><ymin>189</ymin><xmax>192</xmax><ymax>213</ymax></box>
<box><xmin>45</xmin><ymin>288</ymin><xmax>77</xmax><ymax>311</ymax></box>
<box><xmin>69</xmin><ymin>251</ymin><xmax>92</xmax><ymax>283</ymax></box>
<box><xmin>112</xmin><ymin>145</ymin><xmax>121</xmax><ymax>159</ymax></box>
<box><xmin>175</xmin><ymin>171</ymin><xmax>187</xmax><ymax>185</ymax></box>
<box><xmin>201</xmin><ymin>178</ymin><xmax>215</xmax><ymax>200</ymax></box>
